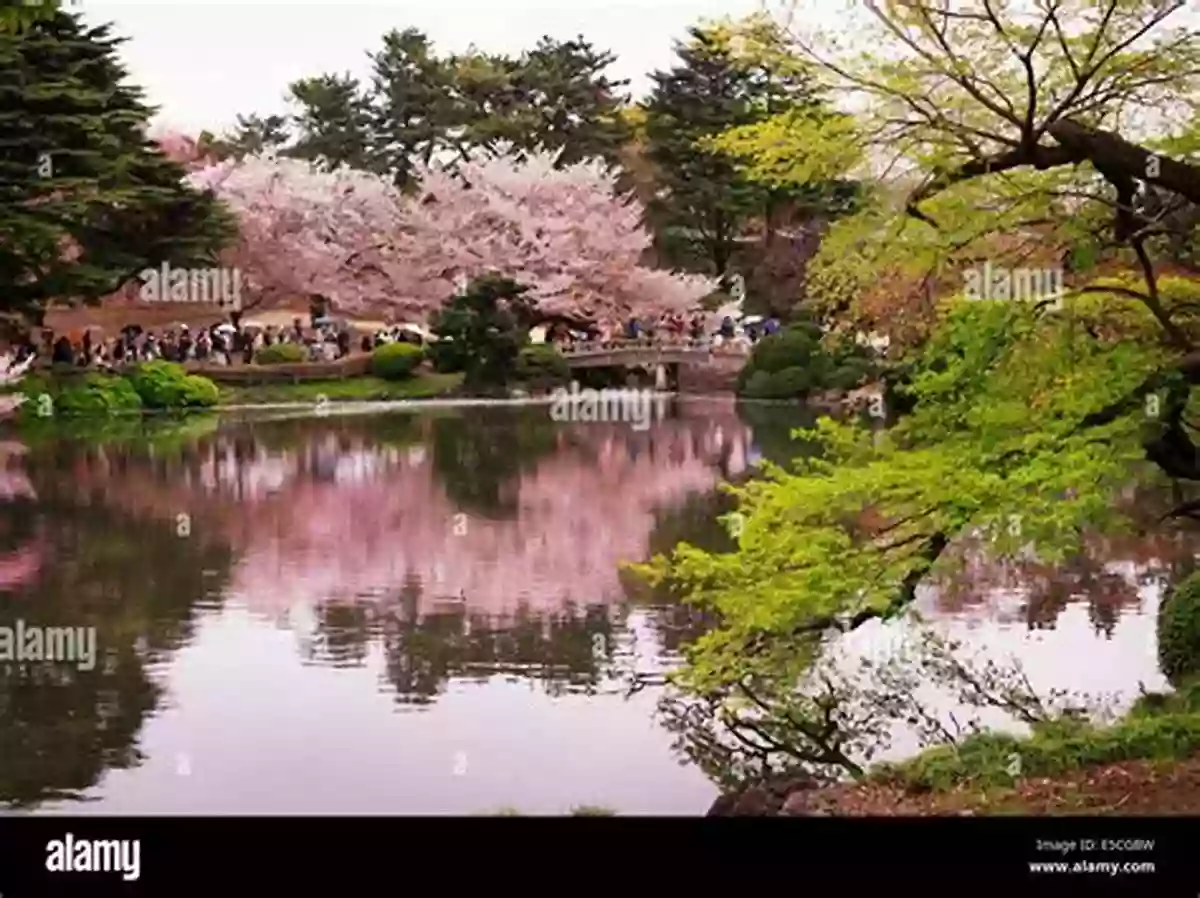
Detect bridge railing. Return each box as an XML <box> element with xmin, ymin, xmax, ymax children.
<box><xmin>556</xmin><ymin>338</ymin><xmax>749</xmax><ymax>356</ymax></box>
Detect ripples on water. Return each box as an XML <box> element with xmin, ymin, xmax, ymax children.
<box><xmin>0</xmin><ymin>401</ymin><xmax>1186</xmax><ymax>813</ymax></box>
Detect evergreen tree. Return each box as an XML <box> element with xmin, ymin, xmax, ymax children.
<box><xmin>0</xmin><ymin>10</ymin><xmax>235</xmax><ymax>326</ymax></box>
<box><xmin>369</xmin><ymin>28</ymin><xmax>456</xmax><ymax>185</ymax></box>
<box><xmin>209</xmin><ymin>113</ymin><xmax>291</xmax><ymax>161</ymax></box>
<box><xmin>504</xmin><ymin>36</ymin><xmax>630</xmax><ymax>168</ymax></box>
<box><xmin>287</xmin><ymin>73</ymin><xmax>376</xmax><ymax>173</ymax></box>
<box><xmin>428</xmin><ymin>275</ymin><xmax>536</xmax><ymax>391</ymax></box>
<box><xmin>281</xmin><ymin>30</ymin><xmax>631</xmax><ymax>189</ymax></box>
<box><xmin>643</xmin><ymin>19</ymin><xmax>829</xmax><ymax>282</ymax></box>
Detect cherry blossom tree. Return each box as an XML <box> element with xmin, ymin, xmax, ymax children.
<box><xmin>159</xmin><ymin>129</ymin><xmax>715</xmax><ymax>323</ymax></box>
<box><xmin>186</xmin><ymin>153</ymin><xmax>413</xmax><ymax>317</ymax></box>
<box><xmin>0</xmin><ymin>353</ymin><xmax>34</xmax><ymax>419</ymax></box>
<box><xmin>393</xmin><ymin>151</ymin><xmax>716</xmax><ymax>323</ymax></box>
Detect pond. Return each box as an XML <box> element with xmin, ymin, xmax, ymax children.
<box><xmin>0</xmin><ymin>399</ymin><xmax>1181</xmax><ymax>813</ymax></box>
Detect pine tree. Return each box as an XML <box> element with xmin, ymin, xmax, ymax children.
<box><xmin>0</xmin><ymin>10</ymin><xmax>235</xmax><ymax>326</ymax></box>
<box><xmin>643</xmin><ymin>19</ymin><xmax>832</xmax><ymax>283</ymax></box>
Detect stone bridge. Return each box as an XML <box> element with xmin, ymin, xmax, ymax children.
<box><xmin>557</xmin><ymin>340</ymin><xmax>749</xmax><ymax>392</ymax></box>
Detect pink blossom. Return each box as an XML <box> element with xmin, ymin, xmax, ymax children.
<box><xmin>171</xmin><ymin>141</ymin><xmax>714</xmax><ymax>321</ymax></box>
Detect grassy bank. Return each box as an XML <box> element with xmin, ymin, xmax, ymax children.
<box><xmin>780</xmin><ymin>680</ymin><xmax>1200</xmax><ymax>815</ymax></box>
<box><xmin>217</xmin><ymin>373</ymin><xmax>463</xmax><ymax>405</ymax></box>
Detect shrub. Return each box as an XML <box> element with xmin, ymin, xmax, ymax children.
<box><xmin>179</xmin><ymin>375</ymin><xmax>221</xmax><ymax>408</ymax></box>
<box><xmin>51</xmin><ymin>373</ymin><xmax>143</xmax><ymax>416</ymax></box>
<box><xmin>127</xmin><ymin>360</ymin><xmax>219</xmax><ymax>410</ymax></box>
<box><xmin>742</xmin><ymin>366</ymin><xmax>814</xmax><ymax>400</ymax></box>
<box><xmin>737</xmin><ymin>322</ymin><xmax>878</xmax><ymax>399</ymax></box>
<box><xmin>875</xmin><ymin>711</ymin><xmax>1200</xmax><ymax>793</ymax></box>
<box><xmin>739</xmin><ymin>328</ymin><xmax>821</xmax><ymax>388</ymax></box>
<box><xmin>254</xmin><ymin>343</ymin><xmax>306</xmax><ymax>365</ymax></box>
<box><xmin>516</xmin><ymin>344</ymin><xmax>570</xmax><ymax>386</ymax></box>
<box><xmin>370</xmin><ymin>342</ymin><xmax>424</xmax><ymax>380</ymax></box>
<box><xmin>1159</xmin><ymin>571</ymin><xmax>1200</xmax><ymax>687</ymax></box>
<box><xmin>826</xmin><ymin>358</ymin><xmax>874</xmax><ymax>391</ymax></box>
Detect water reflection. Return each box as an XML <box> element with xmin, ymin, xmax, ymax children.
<box><xmin>0</xmin><ymin>402</ymin><xmax>1187</xmax><ymax>813</ymax></box>
<box><xmin>1</xmin><ymin>402</ymin><xmax>759</xmax><ymax>812</ymax></box>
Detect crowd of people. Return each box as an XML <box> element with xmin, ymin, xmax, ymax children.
<box><xmin>7</xmin><ymin>315</ymin><xmax>428</xmax><ymax>370</ymax></box>
<box><xmin>6</xmin><ymin>307</ymin><xmax>782</xmax><ymax>371</ymax></box>
<box><xmin>545</xmin><ymin>311</ymin><xmax>781</xmax><ymax>348</ymax></box>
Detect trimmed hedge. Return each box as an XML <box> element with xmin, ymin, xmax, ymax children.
<box><xmin>15</xmin><ymin>362</ymin><xmax>219</xmax><ymax>418</ymax></box>
<box><xmin>254</xmin><ymin>343</ymin><xmax>306</xmax><ymax>365</ymax></box>
<box><xmin>1160</xmin><ymin>571</ymin><xmax>1200</xmax><ymax>688</ymax></box>
<box><xmin>127</xmin><ymin>361</ymin><xmax>220</xmax><ymax>409</ymax></box>
<box><xmin>737</xmin><ymin>324</ymin><xmax>877</xmax><ymax>399</ymax></box>
<box><xmin>516</xmin><ymin>344</ymin><xmax>569</xmax><ymax>386</ymax></box>
<box><xmin>370</xmin><ymin>342</ymin><xmax>424</xmax><ymax>380</ymax></box>
<box><xmin>54</xmin><ymin>374</ymin><xmax>143</xmax><ymax>416</ymax></box>
<box><xmin>742</xmin><ymin>366</ymin><xmax>814</xmax><ymax>399</ymax></box>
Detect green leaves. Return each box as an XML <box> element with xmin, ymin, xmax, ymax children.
<box><xmin>427</xmin><ymin>275</ymin><xmax>534</xmax><ymax>390</ymax></box>
<box><xmin>1</xmin><ymin>10</ymin><xmax>235</xmax><ymax>322</ymax></box>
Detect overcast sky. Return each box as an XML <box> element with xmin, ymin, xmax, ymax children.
<box><xmin>72</xmin><ymin>1</ymin><xmax>1195</xmax><ymax>138</ymax></box>
<box><xmin>78</xmin><ymin>0</ymin><xmax>788</xmax><ymax>135</ymax></box>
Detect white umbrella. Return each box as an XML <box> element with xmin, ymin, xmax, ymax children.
<box><xmin>741</xmin><ymin>315</ymin><xmax>764</xmax><ymax>325</ymax></box>
<box><xmin>215</xmin><ymin>323</ymin><xmax>237</xmax><ymax>334</ymax></box>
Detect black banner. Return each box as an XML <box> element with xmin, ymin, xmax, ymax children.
<box><xmin>0</xmin><ymin>816</ymin><xmax>1195</xmax><ymax>895</ymax></box>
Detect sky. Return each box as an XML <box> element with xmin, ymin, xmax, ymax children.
<box><xmin>77</xmin><ymin>0</ymin><xmax>797</xmax><ymax>136</ymax></box>
<box><xmin>70</xmin><ymin>1</ymin><xmax>1196</xmax><ymax>140</ymax></box>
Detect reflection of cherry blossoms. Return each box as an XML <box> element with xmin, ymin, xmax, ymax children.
<box><xmin>0</xmin><ymin>352</ymin><xmax>34</xmax><ymax>419</ymax></box>
<box><xmin>230</xmin><ymin>423</ymin><xmax>749</xmax><ymax>615</ymax></box>
<box><xmin>0</xmin><ymin>438</ymin><xmax>45</xmax><ymax>591</ymax></box>
<box><xmin>57</xmin><ymin>410</ymin><xmax>755</xmax><ymax>617</ymax></box>
<box><xmin>929</xmin><ymin>492</ymin><xmax>1196</xmax><ymax>635</ymax></box>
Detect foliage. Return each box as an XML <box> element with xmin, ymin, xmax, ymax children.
<box><xmin>874</xmin><ymin>708</ymin><xmax>1200</xmax><ymax>794</ymax></box>
<box><xmin>643</xmin><ymin>14</ymin><xmax>840</xmax><ymax>282</ymax></box>
<box><xmin>635</xmin><ymin>287</ymin><xmax>1169</xmax><ymax>787</ymax></box>
<box><xmin>273</xmin><ymin>29</ymin><xmax>631</xmax><ymax>184</ymax></box>
<box><xmin>653</xmin><ymin>619</ymin><xmax>1106</xmax><ymax>790</ymax></box>
<box><xmin>41</xmin><ymin>373</ymin><xmax>143</xmax><ymax>416</ymax></box>
<box><xmin>126</xmin><ymin>360</ymin><xmax>219</xmax><ymax>409</ymax></box>
<box><xmin>0</xmin><ymin>11</ymin><xmax>235</xmax><ymax>324</ymax></box>
<box><xmin>736</xmin><ymin>325</ymin><xmax>875</xmax><ymax>398</ymax></box>
<box><xmin>427</xmin><ymin>276</ymin><xmax>534</xmax><ymax>391</ymax></box>
<box><xmin>370</xmin><ymin>342</ymin><xmax>424</xmax><ymax>380</ymax></box>
<box><xmin>218</xmin><ymin>373</ymin><xmax>462</xmax><ymax>405</ymax></box>
<box><xmin>515</xmin><ymin>344</ymin><xmax>570</xmax><ymax>387</ymax></box>
<box><xmin>1159</xmin><ymin>572</ymin><xmax>1200</xmax><ymax>688</ymax></box>
<box><xmin>712</xmin><ymin>2</ymin><xmax>1200</xmax><ymax>348</ymax></box>
<box><xmin>253</xmin><ymin>343</ymin><xmax>307</xmax><ymax>365</ymax></box>
<box><xmin>741</xmin><ymin>366</ymin><xmax>813</xmax><ymax>400</ymax></box>
<box><xmin>14</xmin><ymin>410</ymin><xmax>219</xmax><ymax>448</ymax></box>
<box><xmin>1129</xmin><ymin>679</ymin><xmax>1200</xmax><ymax>719</ymax></box>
